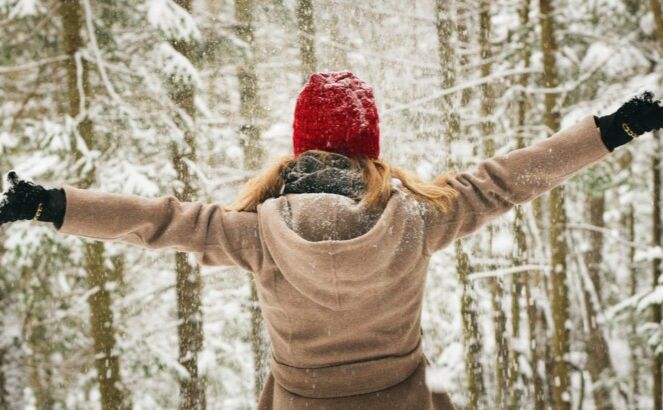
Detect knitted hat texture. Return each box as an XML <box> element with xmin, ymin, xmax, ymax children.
<box><xmin>293</xmin><ymin>71</ymin><xmax>380</xmax><ymax>159</ymax></box>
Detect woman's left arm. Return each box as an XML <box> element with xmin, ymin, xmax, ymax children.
<box><xmin>423</xmin><ymin>92</ymin><xmax>663</xmax><ymax>253</ymax></box>
<box><xmin>422</xmin><ymin>116</ymin><xmax>608</xmax><ymax>253</ymax></box>
<box><xmin>57</xmin><ymin>185</ymin><xmax>263</xmax><ymax>270</ymax></box>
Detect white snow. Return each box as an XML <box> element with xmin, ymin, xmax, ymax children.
<box><xmin>6</xmin><ymin>0</ymin><xmax>40</xmax><ymax>18</ymax></box>
<box><xmin>146</xmin><ymin>0</ymin><xmax>201</xmax><ymax>41</ymax></box>
<box><xmin>450</xmin><ymin>140</ymin><xmax>473</xmax><ymax>160</ymax></box>
<box><xmin>425</xmin><ymin>366</ymin><xmax>451</xmax><ymax>393</ymax></box>
<box><xmin>634</xmin><ymin>246</ymin><xmax>663</xmax><ymax>263</ymax></box>
<box><xmin>155</xmin><ymin>42</ymin><xmax>202</xmax><ymax>89</ymax></box>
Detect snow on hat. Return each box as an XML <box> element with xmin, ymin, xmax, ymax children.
<box><xmin>293</xmin><ymin>71</ymin><xmax>380</xmax><ymax>159</ymax></box>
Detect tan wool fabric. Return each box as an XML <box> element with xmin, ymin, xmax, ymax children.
<box><xmin>57</xmin><ymin>116</ymin><xmax>610</xmax><ymax>408</ymax></box>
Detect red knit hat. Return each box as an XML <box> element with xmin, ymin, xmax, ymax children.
<box><xmin>293</xmin><ymin>71</ymin><xmax>380</xmax><ymax>159</ymax></box>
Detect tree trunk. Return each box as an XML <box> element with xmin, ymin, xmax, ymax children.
<box><xmin>235</xmin><ymin>0</ymin><xmax>268</xmax><ymax>402</ymax></box>
<box><xmin>650</xmin><ymin>2</ymin><xmax>663</xmax><ymax>407</ymax></box>
<box><xmin>584</xmin><ymin>194</ymin><xmax>616</xmax><ymax>410</ymax></box>
<box><xmin>525</xmin><ymin>267</ymin><xmax>548</xmax><ymax>410</ymax></box>
<box><xmin>0</xmin><ymin>240</ymin><xmax>25</xmax><ymax>409</ymax></box>
<box><xmin>435</xmin><ymin>2</ymin><xmax>485</xmax><ymax>408</ymax></box>
<box><xmin>456</xmin><ymin>1</ymin><xmax>472</xmax><ymax>107</ymax></box>
<box><xmin>478</xmin><ymin>2</ymin><xmax>509</xmax><ymax>408</ymax></box>
<box><xmin>27</xmin><ymin>329</ymin><xmax>55</xmax><ymax>410</ymax></box>
<box><xmin>619</xmin><ymin>149</ymin><xmax>640</xmax><ymax>409</ymax></box>
<box><xmin>538</xmin><ymin>0</ymin><xmax>570</xmax><ymax>409</ymax></box>
<box><xmin>652</xmin><ymin>133</ymin><xmax>663</xmax><ymax>410</ymax></box>
<box><xmin>85</xmin><ymin>241</ymin><xmax>126</xmax><ymax>410</ymax></box>
<box><xmin>328</xmin><ymin>12</ymin><xmax>348</xmax><ymax>70</ymax></box>
<box><xmin>296</xmin><ymin>0</ymin><xmax>316</xmax><ymax>81</ymax></box>
<box><xmin>59</xmin><ymin>1</ymin><xmax>127</xmax><ymax>409</ymax></box>
<box><xmin>435</xmin><ymin>0</ymin><xmax>458</xmax><ymax>149</ymax></box>
<box><xmin>651</xmin><ymin>0</ymin><xmax>663</xmax><ymax>51</ymax></box>
<box><xmin>235</xmin><ymin>0</ymin><xmax>264</xmax><ymax>171</ymax></box>
<box><xmin>166</xmin><ymin>2</ymin><xmax>207</xmax><ymax>409</ymax></box>
<box><xmin>512</xmin><ymin>2</ymin><xmax>540</xmax><ymax>407</ymax></box>
<box><xmin>458</xmin><ymin>242</ymin><xmax>487</xmax><ymax>409</ymax></box>
<box><xmin>526</xmin><ymin>275</ymin><xmax>556</xmax><ymax>408</ymax></box>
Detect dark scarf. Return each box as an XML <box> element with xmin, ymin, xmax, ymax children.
<box><xmin>281</xmin><ymin>153</ymin><xmax>365</xmax><ymax>201</ymax></box>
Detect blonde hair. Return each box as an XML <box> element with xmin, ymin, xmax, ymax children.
<box><xmin>226</xmin><ymin>150</ymin><xmax>459</xmax><ymax>213</ymax></box>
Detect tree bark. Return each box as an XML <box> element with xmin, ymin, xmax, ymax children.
<box><xmin>296</xmin><ymin>0</ymin><xmax>316</xmax><ymax>81</ymax></box>
<box><xmin>538</xmin><ymin>1</ymin><xmax>571</xmax><ymax>409</ymax></box>
<box><xmin>457</xmin><ymin>242</ymin><xmax>487</xmax><ymax>410</ymax></box>
<box><xmin>59</xmin><ymin>1</ymin><xmax>127</xmax><ymax>409</ymax></box>
<box><xmin>651</xmin><ymin>0</ymin><xmax>663</xmax><ymax>51</ymax></box>
<box><xmin>167</xmin><ymin>2</ymin><xmax>207</xmax><ymax>408</ymax></box>
<box><xmin>652</xmin><ymin>133</ymin><xmax>663</xmax><ymax>410</ymax></box>
<box><xmin>235</xmin><ymin>0</ymin><xmax>268</xmax><ymax>402</ymax></box>
<box><xmin>0</xmin><ymin>278</ymin><xmax>24</xmax><ymax>409</ymax></box>
<box><xmin>85</xmin><ymin>241</ymin><xmax>126</xmax><ymax>410</ymax></box>
<box><xmin>478</xmin><ymin>2</ymin><xmax>509</xmax><ymax>408</ymax></box>
<box><xmin>511</xmin><ymin>2</ymin><xmax>541</xmax><ymax>408</ymax></box>
<box><xmin>435</xmin><ymin>2</ymin><xmax>485</xmax><ymax>408</ymax></box>
<box><xmin>619</xmin><ymin>149</ymin><xmax>640</xmax><ymax>409</ymax></box>
<box><xmin>650</xmin><ymin>2</ymin><xmax>663</xmax><ymax>408</ymax></box>
<box><xmin>584</xmin><ymin>194</ymin><xmax>616</xmax><ymax>410</ymax></box>
<box><xmin>456</xmin><ymin>1</ymin><xmax>472</xmax><ymax>107</ymax></box>
<box><xmin>525</xmin><ymin>265</ymin><xmax>548</xmax><ymax>410</ymax></box>
<box><xmin>235</xmin><ymin>0</ymin><xmax>264</xmax><ymax>171</ymax></box>
<box><xmin>435</xmin><ymin>0</ymin><xmax>458</xmax><ymax>149</ymax></box>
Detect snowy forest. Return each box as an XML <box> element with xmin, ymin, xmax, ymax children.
<box><xmin>1</xmin><ymin>0</ymin><xmax>663</xmax><ymax>409</ymax></box>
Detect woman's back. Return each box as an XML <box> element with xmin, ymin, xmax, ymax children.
<box><xmin>255</xmin><ymin>188</ymin><xmax>432</xmax><ymax>398</ymax></box>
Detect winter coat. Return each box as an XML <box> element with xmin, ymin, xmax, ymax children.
<box><xmin>56</xmin><ymin>116</ymin><xmax>609</xmax><ymax>409</ymax></box>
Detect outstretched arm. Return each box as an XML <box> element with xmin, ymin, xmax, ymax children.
<box><xmin>423</xmin><ymin>92</ymin><xmax>663</xmax><ymax>254</ymax></box>
<box><xmin>0</xmin><ymin>177</ymin><xmax>263</xmax><ymax>270</ymax></box>
<box><xmin>59</xmin><ymin>185</ymin><xmax>262</xmax><ymax>267</ymax></box>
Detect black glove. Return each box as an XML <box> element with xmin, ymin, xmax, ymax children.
<box><xmin>595</xmin><ymin>91</ymin><xmax>663</xmax><ymax>152</ymax></box>
<box><xmin>0</xmin><ymin>171</ymin><xmax>66</xmax><ymax>229</ymax></box>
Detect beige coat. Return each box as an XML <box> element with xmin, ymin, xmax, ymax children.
<box><xmin>57</xmin><ymin>116</ymin><xmax>609</xmax><ymax>409</ymax></box>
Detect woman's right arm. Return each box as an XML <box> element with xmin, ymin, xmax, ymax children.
<box><xmin>423</xmin><ymin>92</ymin><xmax>663</xmax><ymax>254</ymax></box>
<box><xmin>59</xmin><ymin>185</ymin><xmax>264</xmax><ymax>270</ymax></box>
<box><xmin>0</xmin><ymin>176</ymin><xmax>264</xmax><ymax>271</ymax></box>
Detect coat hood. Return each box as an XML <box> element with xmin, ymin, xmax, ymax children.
<box><xmin>257</xmin><ymin>189</ymin><xmax>426</xmax><ymax>311</ymax></box>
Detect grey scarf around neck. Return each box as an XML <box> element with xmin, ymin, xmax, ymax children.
<box><xmin>282</xmin><ymin>153</ymin><xmax>366</xmax><ymax>201</ymax></box>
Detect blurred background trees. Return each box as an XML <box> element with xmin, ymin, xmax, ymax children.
<box><xmin>1</xmin><ymin>0</ymin><xmax>663</xmax><ymax>408</ymax></box>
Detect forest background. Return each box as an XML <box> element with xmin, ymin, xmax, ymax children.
<box><xmin>1</xmin><ymin>0</ymin><xmax>663</xmax><ymax>409</ymax></box>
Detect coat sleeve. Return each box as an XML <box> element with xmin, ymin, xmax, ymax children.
<box><xmin>57</xmin><ymin>185</ymin><xmax>264</xmax><ymax>271</ymax></box>
<box><xmin>422</xmin><ymin>115</ymin><xmax>611</xmax><ymax>254</ymax></box>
